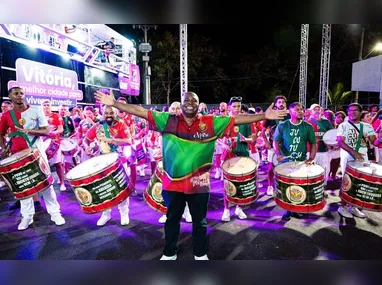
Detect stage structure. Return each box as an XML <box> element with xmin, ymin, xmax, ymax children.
<box><xmin>319</xmin><ymin>24</ymin><xmax>331</xmax><ymax>109</ymax></box>
<box><xmin>180</xmin><ymin>24</ymin><xmax>188</xmax><ymax>97</ymax></box>
<box><xmin>299</xmin><ymin>24</ymin><xmax>309</xmax><ymax>109</ymax></box>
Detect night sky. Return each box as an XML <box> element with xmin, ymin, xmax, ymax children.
<box><xmin>108</xmin><ymin>24</ymin><xmax>381</xmax><ymax>105</ymax></box>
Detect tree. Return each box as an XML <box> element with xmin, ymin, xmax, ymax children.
<box><xmin>187</xmin><ymin>34</ymin><xmax>228</xmax><ymax>103</ymax></box>
<box><xmin>150</xmin><ymin>31</ymin><xmax>228</xmax><ymax>104</ymax></box>
<box><xmin>150</xmin><ymin>31</ymin><xmax>180</xmax><ymax>104</ymax></box>
<box><xmin>327</xmin><ymin>82</ymin><xmax>353</xmax><ymax>111</ymax></box>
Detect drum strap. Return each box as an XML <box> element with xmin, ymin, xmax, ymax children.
<box><xmin>8</xmin><ymin>110</ymin><xmax>38</xmax><ymax>147</ymax></box>
<box><xmin>102</xmin><ymin>122</ymin><xmax>119</xmax><ymax>152</ymax></box>
<box><xmin>310</xmin><ymin>118</ymin><xmax>326</xmax><ymax>131</ymax></box>
<box><xmin>348</xmin><ymin>121</ymin><xmax>364</xmax><ymax>152</ymax></box>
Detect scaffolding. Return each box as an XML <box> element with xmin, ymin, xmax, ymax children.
<box><xmin>299</xmin><ymin>24</ymin><xmax>309</xmax><ymax>109</ymax></box>
<box><xmin>319</xmin><ymin>24</ymin><xmax>331</xmax><ymax>109</ymax></box>
<box><xmin>180</xmin><ymin>24</ymin><xmax>188</xmax><ymax>96</ymax></box>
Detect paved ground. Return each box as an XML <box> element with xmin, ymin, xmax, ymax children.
<box><xmin>0</xmin><ymin>163</ymin><xmax>381</xmax><ymax>260</ymax></box>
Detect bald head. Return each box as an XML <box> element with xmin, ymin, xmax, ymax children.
<box><xmin>181</xmin><ymin>92</ymin><xmax>199</xmax><ymax>104</ymax></box>
<box><xmin>170</xmin><ymin>101</ymin><xmax>181</xmax><ymax>115</ymax></box>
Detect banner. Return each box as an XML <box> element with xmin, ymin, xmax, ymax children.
<box><xmin>7</xmin><ymin>58</ymin><xmax>83</xmax><ymax>106</ymax></box>
<box><xmin>119</xmin><ymin>63</ymin><xmax>140</xmax><ymax>96</ymax></box>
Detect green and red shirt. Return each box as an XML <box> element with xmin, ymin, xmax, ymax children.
<box><xmin>147</xmin><ymin>110</ymin><xmax>234</xmax><ymax>194</ymax></box>
<box><xmin>273</xmin><ymin>120</ymin><xmax>316</xmax><ymax>162</ymax></box>
<box><xmin>306</xmin><ymin>117</ymin><xmax>333</xmax><ymax>153</ymax></box>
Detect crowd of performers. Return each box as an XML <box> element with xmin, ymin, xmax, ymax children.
<box><xmin>1</xmin><ymin>86</ymin><xmax>382</xmax><ymax>260</ymax></box>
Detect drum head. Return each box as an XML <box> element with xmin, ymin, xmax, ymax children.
<box><xmin>221</xmin><ymin>156</ymin><xmax>257</xmax><ymax>175</ymax></box>
<box><xmin>274</xmin><ymin>161</ymin><xmax>324</xmax><ymax>178</ymax></box>
<box><xmin>347</xmin><ymin>161</ymin><xmax>382</xmax><ymax>176</ymax></box>
<box><xmin>323</xmin><ymin>129</ymin><xmax>338</xmax><ymax>146</ymax></box>
<box><xmin>0</xmin><ymin>148</ymin><xmax>34</xmax><ymax>165</ymax></box>
<box><xmin>66</xmin><ymin>152</ymin><xmax>119</xmax><ymax>180</ymax></box>
<box><xmin>61</xmin><ymin>138</ymin><xmax>77</xmax><ymax>151</ymax></box>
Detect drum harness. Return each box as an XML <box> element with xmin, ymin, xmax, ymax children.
<box><xmin>6</xmin><ymin>109</ymin><xmax>38</xmax><ymax>153</ymax></box>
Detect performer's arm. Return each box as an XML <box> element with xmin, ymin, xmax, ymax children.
<box><xmin>50</xmin><ymin>125</ymin><xmax>64</xmax><ymax>136</ymax></box>
<box><xmin>306</xmin><ymin>143</ymin><xmax>317</xmax><ymax>163</ymax></box>
<box><xmin>234</xmin><ymin>104</ymin><xmax>288</xmax><ymax>125</ymax></box>
<box><xmin>103</xmin><ymin>137</ymin><xmax>131</xmax><ymax>146</ymax></box>
<box><xmin>94</xmin><ymin>90</ymin><xmax>148</xmax><ymax>120</ymax></box>
<box><xmin>0</xmin><ymin>133</ymin><xmax>6</xmax><ymax>150</ymax></box>
<box><xmin>17</xmin><ymin>126</ymin><xmax>49</xmax><ymax>136</ymax></box>
<box><xmin>338</xmin><ymin>136</ymin><xmax>364</xmax><ymax>161</ymax></box>
<box><xmin>273</xmin><ymin>140</ymin><xmax>284</xmax><ymax>162</ymax></box>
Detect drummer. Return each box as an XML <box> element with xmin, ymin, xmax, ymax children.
<box><xmin>78</xmin><ymin>106</ymin><xmax>99</xmax><ymax>162</ymax></box>
<box><xmin>59</xmin><ymin>105</ymin><xmax>77</xmax><ymax>173</ymax></box>
<box><xmin>273</xmin><ymin>102</ymin><xmax>317</xmax><ymax>221</ymax></box>
<box><xmin>307</xmin><ymin>104</ymin><xmax>333</xmax><ymax>188</ymax></box>
<box><xmin>0</xmin><ymin>87</ymin><xmax>65</xmax><ymax>230</ymax></box>
<box><xmin>41</xmin><ymin>100</ymin><xmax>66</xmax><ymax>191</ymax></box>
<box><xmin>83</xmin><ymin>105</ymin><xmax>132</xmax><ymax>226</ymax></box>
<box><xmin>221</xmin><ymin>99</ymin><xmax>256</xmax><ymax>222</ymax></box>
<box><xmin>337</xmin><ymin>103</ymin><xmax>376</xmax><ymax>219</ymax></box>
<box><xmin>94</xmin><ymin>89</ymin><xmax>288</xmax><ymax>261</ymax></box>
<box><xmin>156</xmin><ymin>101</ymin><xmax>193</xmax><ymax>224</ymax></box>
<box><xmin>262</xmin><ymin>95</ymin><xmax>291</xmax><ymax>197</ymax></box>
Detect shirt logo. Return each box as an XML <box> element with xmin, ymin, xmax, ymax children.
<box><xmin>199</xmin><ymin>122</ymin><xmax>207</xmax><ymax>132</ymax></box>
<box><xmin>19</xmin><ymin>118</ymin><xmax>26</xmax><ymax>126</ymax></box>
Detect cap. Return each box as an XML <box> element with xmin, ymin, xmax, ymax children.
<box><xmin>309</xmin><ymin>103</ymin><xmax>321</xmax><ymax>111</ymax></box>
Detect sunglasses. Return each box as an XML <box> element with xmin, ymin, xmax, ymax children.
<box><xmin>229</xmin><ymin>96</ymin><xmax>242</xmax><ymax>102</ymax></box>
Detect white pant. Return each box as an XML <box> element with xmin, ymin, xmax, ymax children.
<box><xmin>20</xmin><ymin>185</ymin><xmax>61</xmax><ymax>218</ymax></box>
<box><xmin>103</xmin><ymin>197</ymin><xmax>129</xmax><ymax>215</ymax></box>
<box><xmin>315</xmin><ymin>152</ymin><xmax>330</xmax><ymax>185</ymax></box>
<box><xmin>328</xmin><ymin>149</ymin><xmax>340</xmax><ymax>160</ymax></box>
<box><xmin>376</xmin><ymin>148</ymin><xmax>382</xmax><ymax>165</ymax></box>
<box><xmin>267</xmin><ymin>148</ymin><xmax>274</xmax><ymax>163</ymax></box>
<box><xmin>48</xmin><ymin>146</ymin><xmax>63</xmax><ymax>165</ymax></box>
<box><xmin>21</xmin><ymin>146</ymin><xmax>62</xmax><ymax>218</ymax></box>
<box><xmin>249</xmin><ymin>152</ymin><xmax>260</xmax><ymax>165</ymax></box>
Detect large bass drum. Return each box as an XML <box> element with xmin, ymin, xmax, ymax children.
<box><xmin>340</xmin><ymin>161</ymin><xmax>382</xmax><ymax>211</ymax></box>
<box><xmin>0</xmin><ymin>148</ymin><xmax>53</xmax><ymax>199</ymax></box>
<box><xmin>144</xmin><ymin>161</ymin><xmax>167</xmax><ymax>214</ymax></box>
<box><xmin>274</xmin><ymin>161</ymin><xmax>326</xmax><ymax>212</ymax></box>
<box><xmin>221</xmin><ymin>156</ymin><xmax>259</xmax><ymax>205</ymax></box>
<box><xmin>66</xmin><ymin>153</ymin><xmax>136</xmax><ymax>214</ymax></box>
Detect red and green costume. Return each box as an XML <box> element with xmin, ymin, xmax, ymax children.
<box><xmin>147</xmin><ymin>111</ymin><xmax>234</xmax><ymax>194</ymax></box>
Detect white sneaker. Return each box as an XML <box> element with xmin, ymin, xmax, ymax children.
<box><xmin>120</xmin><ymin>214</ymin><xmax>130</xmax><ymax>225</ymax></box>
<box><xmin>338</xmin><ymin>206</ymin><xmax>354</xmax><ymax>219</ymax></box>
<box><xmin>235</xmin><ymin>206</ymin><xmax>247</xmax><ymax>220</ymax></box>
<box><xmin>160</xmin><ymin>254</ymin><xmax>177</xmax><ymax>260</ymax></box>
<box><xmin>257</xmin><ymin>183</ymin><xmax>263</xmax><ymax>188</ymax></box>
<box><xmin>60</xmin><ymin>184</ymin><xmax>67</xmax><ymax>191</ymax></box>
<box><xmin>194</xmin><ymin>254</ymin><xmax>209</xmax><ymax>260</ymax></box>
<box><xmin>51</xmin><ymin>214</ymin><xmax>65</xmax><ymax>226</ymax></box>
<box><xmin>158</xmin><ymin>215</ymin><xmax>167</xmax><ymax>224</ymax></box>
<box><xmin>214</xmin><ymin>170</ymin><xmax>220</xmax><ymax>179</ymax></box>
<box><xmin>221</xmin><ymin>209</ymin><xmax>231</xmax><ymax>222</ymax></box>
<box><xmin>0</xmin><ymin>181</ymin><xmax>6</xmax><ymax>188</ymax></box>
<box><xmin>266</xmin><ymin>186</ymin><xmax>274</xmax><ymax>196</ymax></box>
<box><xmin>97</xmin><ymin>213</ymin><xmax>111</xmax><ymax>226</ymax></box>
<box><xmin>349</xmin><ymin>206</ymin><xmax>366</xmax><ymax>218</ymax></box>
<box><xmin>18</xmin><ymin>217</ymin><xmax>33</xmax><ymax>231</ymax></box>
<box><xmin>182</xmin><ymin>208</ymin><xmax>192</xmax><ymax>223</ymax></box>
